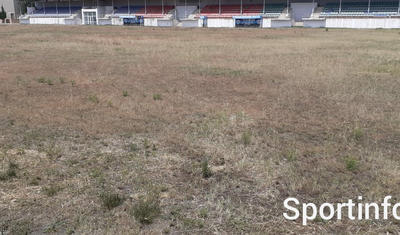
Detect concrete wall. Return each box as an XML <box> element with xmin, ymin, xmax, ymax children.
<box><xmin>262</xmin><ymin>18</ymin><xmax>292</xmax><ymax>28</ymax></box>
<box><xmin>262</xmin><ymin>18</ymin><xmax>271</xmax><ymax>28</ymax></box>
<box><xmin>303</xmin><ymin>19</ymin><xmax>326</xmax><ymax>28</ymax></box>
<box><xmin>181</xmin><ymin>19</ymin><xmax>199</xmax><ymax>27</ymax></box>
<box><xmin>98</xmin><ymin>18</ymin><xmax>112</xmax><ymax>25</ymax></box>
<box><xmin>29</xmin><ymin>17</ymin><xmax>66</xmax><ymax>24</ymax></box>
<box><xmin>326</xmin><ymin>18</ymin><xmax>400</xmax><ymax>29</ymax></box>
<box><xmin>67</xmin><ymin>18</ymin><xmax>82</xmax><ymax>25</ymax></box>
<box><xmin>28</xmin><ymin>16</ymin><xmax>81</xmax><ymax>25</ymax></box>
<box><xmin>112</xmin><ymin>17</ymin><xmax>123</xmax><ymax>25</ymax></box>
<box><xmin>207</xmin><ymin>18</ymin><xmax>235</xmax><ymax>28</ymax></box>
<box><xmin>19</xmin><ymin>18</ymin><xmax>29</xmax><ymax>24</ymax></box>
<box><xmin>158</xmin><ymin>19</ymin><xmax>173</xmax><ymax>26</ymax></box>
<box><xmin>144</xmin><ymin>18</ymin><xmax>158</xmax><ymax>26</ymax></box>
<box><xmin>271</xmin><ymin>19</ymin><xmax>292</xmax><ymax>28</ymax></box>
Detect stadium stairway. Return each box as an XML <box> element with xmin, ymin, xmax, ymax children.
<box><xmin>176</xmin><ymin>5</ymin><xmax>198</xmax><ymax>19</ymax></box>
<box><xmin>279</xmin><ymin>7</ymin><xmax>291</xmax><ymax>19</ymax></box>
<box><xmin>311</xmin><ymin>7</ymin><xmax>323</xmax><ymax>18</ymax></box>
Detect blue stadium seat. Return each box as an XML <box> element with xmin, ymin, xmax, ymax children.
<box><xmin>114</xmin><ymin>6</ymin><xmax>144</xmax><ymax>14</ymax></box>
<box><xmin>32</xmin><ymin>6</ymin><xmax>82</xmax><ymax>15</ymax></box>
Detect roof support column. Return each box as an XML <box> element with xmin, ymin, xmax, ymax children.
<box><xmin>312</xmin><ymin>0</ymin><xmax>315</xmax><ymax>15</ymax></box>
<box><xmin>398</xmin><ymin>0</ymin><xmax>400</xmax><ymax>14</ymax></box>
<box><xmin>263</xmin><ymin>0</ymin><xmax>265</xmax><ymax>14</ymax></box>
<box><xmin>368</xmin><ymin>0</ymin><xmax>371</xmax><ymax>14</ymax></box>
<box><xmin>286</xmin><ymin>0</ymin><xmax>289</xmax><ymax>15</ymax></box>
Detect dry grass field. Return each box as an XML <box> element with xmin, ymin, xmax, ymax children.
<box><xmin>0</xmin><ymin>25</ymin><xmax>399</xmax><ymax>234</ymax></box>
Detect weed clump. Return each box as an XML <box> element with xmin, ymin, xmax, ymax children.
<box><xmin>129</xmin><ymin>143</ymin><xmax>139</xmax><ymax>152</ymax></box>
<box><xmin>29</xmin><ymin>176</ymin><xmax>41</xmax><ymax>186</ymax></box>
<box><xmin>100</xmin><ymin>192</ymin><xmax>124</xmax><ymax>210</ymax></box>
<box><xmin>201</xmin><ymin>159</ymin><xmax>212</xmax><ymax>178</ymax></box>
<box><xmin>42</xmin><ymin>185</ymin><xmax>62</xmax><ymax>197</ymax></box>
<box><xmin>153</xmin><ymin>94</ymin><xmax>162</xmax><ymax>101</ymax></box>
<box><xmin>123</xmin><ymin>90</ymin><xmax>129</xmax><ymax>97</ymax></box>
<box><xmin>345</xmin><ymin>156</ymin><xmax>358</xmax><ymax>171</ymax></box>
<box><xmin>132</xmin><ymin>191</ymin><xmax>161</xmax><ymax>224</ymax></box>
<box><xmin>284</xmin><ymin>149</ymin><xmax>297</xmax><ymax>162</ymax></box>
<box><xmin>37</xmin><ymin>77</ymin><xmax>46</xmax><ymax>83</ymax></box>
<box><xmin>88</xmin><ymin>95</ymin><xmax>99</xmax><ymax>104</ymax></box>
<box><xmin>0</xmin><ymin>162</ymin><xmax>18</xmax><ymax>181</ymax></box>
<box><xmin>241</xmin><ymin>131</ymin><xmax>252</xmax><ymax>146</ymax></box>
<box><xmin>352</xmin><ymin>128</ymin><xmax>363</xmax><ymax>142</ymax></box>
<box><xmin>38</xmin><ymin>77</ymin><xmax>53</xmax><ymax>85</ymax></box>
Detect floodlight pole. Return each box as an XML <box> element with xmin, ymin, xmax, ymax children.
<box><xmin>128</xmin><ymin>0</ymin><xmax>130</xmax><ymax>14</ymax></box>
<box><xmin>339</xmin><ymin>0</ymin><xmax>342</xmax><ymax>14</ymax></box>
<box><xmin>240</xmin><ymin>0</ymin><xmax>242</xmax><ymax>15</ymax></box>
<box><xmin>263</xmin><ymin>0</ymin><xmax>265</xmax><ymax>14</ymax></box>
<box><xmin>185</xmin><ymin>0</ymin><xmax>187</xmax><ymax>18</ymax></box>
<box><xmin>218</xmin><ymin>0</ymin><xmax>221</xmax><ymax>15</ymax></box>
<box><xmin>69</xmin><ymin>0</ymin><xmax>71</xmax><ymax>15</ymax></box>
<box><xmin>162</xmin><ymin>0</ymin><xmax>164</xmax><ymax>15</ymax></box>
<box><xmin>145</xmin><ymin>0</ymin><xmax>147</xmax><ymax>14</ymax></box>
<box><xmin>199</xmin><ymin>0</ymin><xmax>201</xmax><ymax>14</ymax></box>
<box><xmin>56</xmin><ymin>1</ymin><xmax>58</xmax><ymax>15</ymax></box>
<box><xmin>44</xmin><ymin>1</ymin><xmax>46</xmax><ymax>14</ymax></box>
<box><xmin>174</xmin><ymin>0</ymin><xmax>176</xmax><ymax>18</ymax></box>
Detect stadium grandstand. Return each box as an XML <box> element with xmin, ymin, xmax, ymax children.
<box><xmin>18</xmin><ymin>0</ymin><xmax>400</xmax><ymax>28</ymax></box>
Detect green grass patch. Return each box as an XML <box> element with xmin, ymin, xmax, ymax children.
<box><xmin>344</xmin><ymin>156</ymin><xmax>358</xmax><ymax>171</ymax></box>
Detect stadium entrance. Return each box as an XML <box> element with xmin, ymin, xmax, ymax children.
<box><xmin>82</xmin><ymin>9</ymin><xmax>98</xmax><ymax>25</ymax></box>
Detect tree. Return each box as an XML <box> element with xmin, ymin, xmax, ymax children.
<box><xmin>0</xmin><ymin>6</ymin><xmax>6</xmax><ymax>23</ymax></box>
<box><xmin>20</xmin><ymin>0</ymin><xmax>35</xmax><ymax>15</ymax></box>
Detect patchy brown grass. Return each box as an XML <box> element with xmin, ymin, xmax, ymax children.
<box><xmin>0</xmin><ymin>25</ymin><xmax>400</xmax><ymax>233</ymax></box>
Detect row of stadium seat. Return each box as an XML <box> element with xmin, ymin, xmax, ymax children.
<box><xmin>29</xmin><ymin>3</ymin><xmax>400</xmax><ymax>17</ymax></box>
<box><xmin>115</xmin><ymin>6</ymin><xmax>174</xmax><ymax>15</ymax></box>
<box><xmin>31</xmin><ymin>6</ymin><xmax>174</xmax><ymax>15</ymax></box>
<box><xmin>200</xmin><ymin>4</ymin><xmax>285</xmax><ymax>17</ymax></box>
<box><xmin>31</xmin><ymin>4</ymin><xmax>283</xmax><ymax>17</ymax></box>
<box><xmin>321</xmin><ymin>2</ymin><xmax>400</xmax><ymax>16</ymax></box>
<box><xmin>32</xmin><ymin>6</ymin><xmax>82</xmax><ymax>15</ymax></box>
